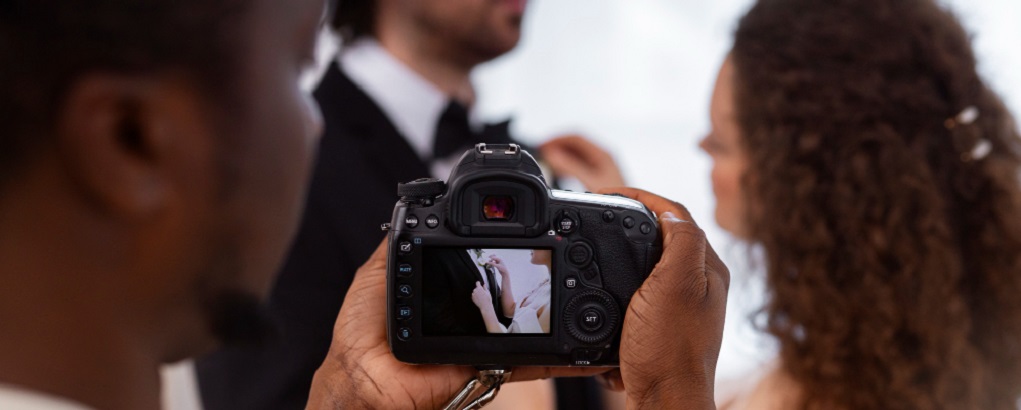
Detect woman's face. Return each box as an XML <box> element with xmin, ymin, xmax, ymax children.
<box><xmin>700</xmin><ymin>56</ymin><xmax>750</xmax><ymax>238</ymax></box>
<box><xmin>530</xmin><ymin>249</ymin><xmax>552</xmax><ymax>266</ymax></box>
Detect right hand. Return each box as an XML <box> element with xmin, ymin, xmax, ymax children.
<box><xmin>471</xmin><ymin>281</ymin><xmax>493</xmax><ymax>311</ymax></box>
<box><xmin>599</xmin><ymin>187</ymin><xmax>731</xmax><ymax>410</ymax></box>
<box><xmin>540</xmin><ymin>135</ymin><xmax>625</xmax><ymax>191</ymax></box>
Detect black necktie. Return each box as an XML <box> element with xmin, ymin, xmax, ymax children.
<box><xmin>433</xmin><ymin>100</ymin><xmax>514</xmax><ymax>160</ymax></box>
<box><xmin>484</xmin><ymin>265</ymin><xmax>500</xmax><ymax>310</ymax></box>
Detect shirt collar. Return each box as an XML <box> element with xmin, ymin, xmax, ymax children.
<box><xmin>338</xmin><ymin>38</ymin><xmax>450</xmax><ymax>161</ymax></box>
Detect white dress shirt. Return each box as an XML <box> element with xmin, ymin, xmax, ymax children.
<box><xmin>339</xmin><ymin>38</ymin><xmax>478</xmax><ymax>180</ymax></box>
<box><xmin>0</xmin><ymin>385</ymin><xmax>92</xmax><ymax>410</ymax></box>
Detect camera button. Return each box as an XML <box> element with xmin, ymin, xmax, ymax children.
<box><xmin>398</xmin><ymin>241</ymin><xmax>413</xmax><ymax>255</ymax></box>
<box><xmin>622</xmin><ymin>216</ymin><xmax>636</xmax><ymax>229</ymax></box>
<box><xmin>425</xmin><ymin>214</ymin><xmax>440</xmax><ymax>229</ymax></box>
<box><xmin>572</xmin><ymin>349</ymin><xmax>604</xmax><ymax>363</ymax></box>
<box><xmin>568</xmin><ymin>243</ymin><xmax>593</xmax><ymax>267</ymax></box>
<box><xmin>397</xmin><ymin>284</ymin><xmax>413</xmax><ymax>298</ymax></box>
<box><xmin>601</xmin><ymin>210</ymin><xmax>615</xmax><ymax>222</ymax></box>
<box><xmin>640</xmin><ymin>222</ymin><xmax>652</xmax><ymax>235</ymax></box>
<box><xmin>404</xmin><ymin>215</ymin><xmax>419</xmax><ymax>228</ymax></box>
<box><xmin>565</xmin><ymin>276</ymin><xmax>579</xmax><ymax>289</ymax></box>
<box><xmin>397</xmin><ymin>264</ymin><xmax>413</xmax><ymax>277</ymax></box>
<box><xmin>580</xmin><ymin>308</ymin><xmax>604</xmax><ymax>331</ymax></box>
<box><xmin>397</xmin><ymin>327</ymin><xmax>412</xmax><ymax>341</ymax></box>
<box><xmin>558</xmin><ymin>215</ymin><xmax>576</xmax><ymax>233</ymax></box>
<box><xmin>396</xmin><ymin>305</ymin><xmax>413</xmax><ymax>321</ymax></box>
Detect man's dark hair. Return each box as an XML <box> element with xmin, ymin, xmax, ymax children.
<box><xmin>0</xmin><ymin>0</ymin><xmax>246</xmax><ymax>188</ymax></box>
<box><xmin>331</xmin><ymin>0</ymin><xmax>375</xmax><ymax>42</ymax></box>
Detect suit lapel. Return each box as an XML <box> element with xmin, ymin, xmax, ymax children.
<box><xmin>314</xmin><ymin>63</ymin><xmax>431</xmax><ymax>184</ymax></box>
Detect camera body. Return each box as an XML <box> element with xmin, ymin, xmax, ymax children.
<box><xmin>386</xmin><ymin>144</ymin><xmax>661</xmax><ymax>366</ymax></box>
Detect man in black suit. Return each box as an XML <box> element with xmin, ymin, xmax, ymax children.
<box><xmin>196</xmin><ymin>0</ymin><xmax>623</xmax><ymax>408</ymax></box>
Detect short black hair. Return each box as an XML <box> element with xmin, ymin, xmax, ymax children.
<box><xmin>331</xmin><ymin>0</ymin><xmax>376</xmax><ymax>42</ymax></box>
<box><xmin>0</xmin><ymin>0</ymin><xmax>247</xmax><ymax>188</ymax></box>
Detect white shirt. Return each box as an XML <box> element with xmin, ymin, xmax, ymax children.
<box><xmin>339</xmin><ymin>38</ymin><xmax>478</xmax><ymax>180</ymax></box>
<box><xmin>0</xmin><ymin>385</ymin><xmax>92</xmax><ymax>410</ymax></box>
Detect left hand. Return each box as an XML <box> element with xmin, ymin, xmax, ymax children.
<box><xmin>540</xmin><ymin>135</ymin><xmax>625</xmax><ymax>191</ymax></box>
<box><xmin>307</xmin><ymin>241</ymin><xmax>607</xmax><ymax>409</ymax></box>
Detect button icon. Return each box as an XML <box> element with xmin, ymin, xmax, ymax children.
<box><xmin>397</xmin><ymin>327</ymin><xmax>412</xmax><ymax>341</ymax></box>
<box><xmin>398</xmin><ymin>264</ymin><xmax>413</xmax><ymax>277</ymax></box>
<box><xmin>397</xmin><ymin>284</ymin><xmax>413</xmax><ymax>298</ymax></box>
<box><xmin>397</xmin><ymin>305</ymin><xmax>413</xmax><ymax>320</ymax></box>
<box><xmin>398</xmin><ymin>241</ymin><xmax>413</xmax><ymax>254</ymax></box>
<box><xmin>622</xmin><ymin>216</ymin><xmax>636</xmax><ymax>229</ymax></box>
<box><xmin>425</xmin><ymin>215</ymin><xmax>440</xmax><ymax>228</ymax></box>
<box><xmin>404</xmin><ymin>215</ymin><xmax>419</xmax><ymax>228</ymax></box>
<box><xmin>565</xmin><ymin>277</ymin><xmax>578</xmax><ymax>289</ymax></box>
<box><xmin>558</xmin><ymin>216</ymin><xmax>575</xmax><ymax>233</ymax></box>
<box><xmin>580</xmin><ymin>308</ymin><xmax>604</xmax><ymax>331</ymax></box>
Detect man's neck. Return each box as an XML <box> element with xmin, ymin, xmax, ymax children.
<box><xmin>0</xmin><ymin>193</ymin><xmax>163</xmax><ymax>410</ymax></box>
<box><xmin>375</xmin><ymin>27</ymin><xmax>477</xmax><ymax>105</ymax></box>
<box><xmin>0</xmin><ymin>304</ymin><xmax>163</xmax><ymax>410</ymax></box>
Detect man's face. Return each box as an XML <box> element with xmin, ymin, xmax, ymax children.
<box><xmin>402</xmin><ymin>0</ymin><xmax>527</xmax><ymax>63</ymax></box>
<box><xmin>194</xmin><ymin>0</ymin><xmax>326</xmax><ymax>344</ymax></box>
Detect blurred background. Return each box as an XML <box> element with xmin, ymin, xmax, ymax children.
<box><xmin>470</xmin><ymin>0</ymin><xmax>1021</xmax><ymax>391</ymax></box>
<box><xmin>164</xmin><ymin>0</ymin><xmax>1021</xmax><ymax>407</ymax></box>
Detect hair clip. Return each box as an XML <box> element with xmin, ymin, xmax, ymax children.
<box><xmin>963</xmin><ymin>138</ymin><xmax>992</xmax><ymax>162</ymax></box>
<box><xmin>945</xmin><ymin>106</ymin><xmax>979</xmax><ymax>129</ymax></box>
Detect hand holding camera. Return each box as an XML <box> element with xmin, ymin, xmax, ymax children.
<box><xmin>307</xmin><ymin>145</ymin><xmax>728</xmax><ymax>409</ymax></box>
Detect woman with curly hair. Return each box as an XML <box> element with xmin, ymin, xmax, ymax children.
<box><xmin>704</xmin><ymin>0</ymin><xmax>1021</xmax><ymax>408</ymax></box>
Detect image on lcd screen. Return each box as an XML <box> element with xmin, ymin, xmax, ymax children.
<box><xmin>423</xmin><ymin>248</ymin><xmax>552</xmax><ymax>336</ymax></box>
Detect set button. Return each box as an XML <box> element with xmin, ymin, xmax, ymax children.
<box><xmin>580</xmin><ymin>308</ymin><xmax>604</xmax><ymax>332</ymax></box>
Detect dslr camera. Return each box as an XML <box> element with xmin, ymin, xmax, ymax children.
<box><xmin>386</xmin><ymin>144</ymin><xmax>661</xmax><ymax>366</ymax></box>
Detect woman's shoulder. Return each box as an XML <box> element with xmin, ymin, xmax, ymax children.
<box><xmin>718</xmin><ymin>363</ymin><xmax>801</xmax><ymax>410</ymax></box>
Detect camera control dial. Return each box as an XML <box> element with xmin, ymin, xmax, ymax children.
<box><xmin>563</xmin><ymin>290</ymin><xmax>620</xmax><ymax>344</ymax></box>
<box><xmin>398</xmin><ymin>178</ymin><xmax>446</xmax><ymax>202</ymax></box>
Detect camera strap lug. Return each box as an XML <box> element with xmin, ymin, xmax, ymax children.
<box><xmin>443</xmin><ymin>368</ymin><xmax>512</xmax><ymax>410</ymax></box>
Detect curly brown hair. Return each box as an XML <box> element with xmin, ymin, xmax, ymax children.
<box><xmin>731</xmin><ymin>0</ymin><xmax>1021</xmax><ymax>408</ymax></box>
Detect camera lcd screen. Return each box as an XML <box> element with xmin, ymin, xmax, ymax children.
<box><xmin>422</xmin><ymin>247</ymin><xmax>553</xmax><ymax>336</ymax></box>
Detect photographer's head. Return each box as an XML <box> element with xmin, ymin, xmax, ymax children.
<box><xmin>0</xmin><ymin>0</ymin><xmax>325</xmax><ymax>405</ymax></box>
<box><xmin>333</xmin><ymin>0</ymin><xmax>526</xmax><ymax>66</ymax></box>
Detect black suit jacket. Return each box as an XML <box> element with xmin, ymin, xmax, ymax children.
<box><xmin>195</xmin><ymin>63</ymin><xmax>604</xmax><ymax>410</ymax></box>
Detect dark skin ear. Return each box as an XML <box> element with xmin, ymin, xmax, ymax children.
<box><xmin>54</xmin><ymin>73</ymin><xmax>219</xmax><ymax>219</ymax></box>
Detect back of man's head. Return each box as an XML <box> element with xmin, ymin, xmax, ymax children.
<box><xmin>0</xmin><ymin>0</ymin><xmax>243</xmax><ymax>189</ymax></box>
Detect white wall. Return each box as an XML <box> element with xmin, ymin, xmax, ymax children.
<box><xmin>472</xmin><ymin>0</ymin><xmax>1021</xmax><ymax>389</ymax></box>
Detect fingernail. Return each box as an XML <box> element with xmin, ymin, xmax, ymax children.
<box><xmin>660</xmin><ymin>212</ymin><xmax>681</xmax><ymax>222</ymax></box>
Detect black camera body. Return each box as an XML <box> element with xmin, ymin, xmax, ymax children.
<box><xmin>386</xmin><ymin>144</ymin><xmax>661</xmax><ymax>366</ymax></box>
